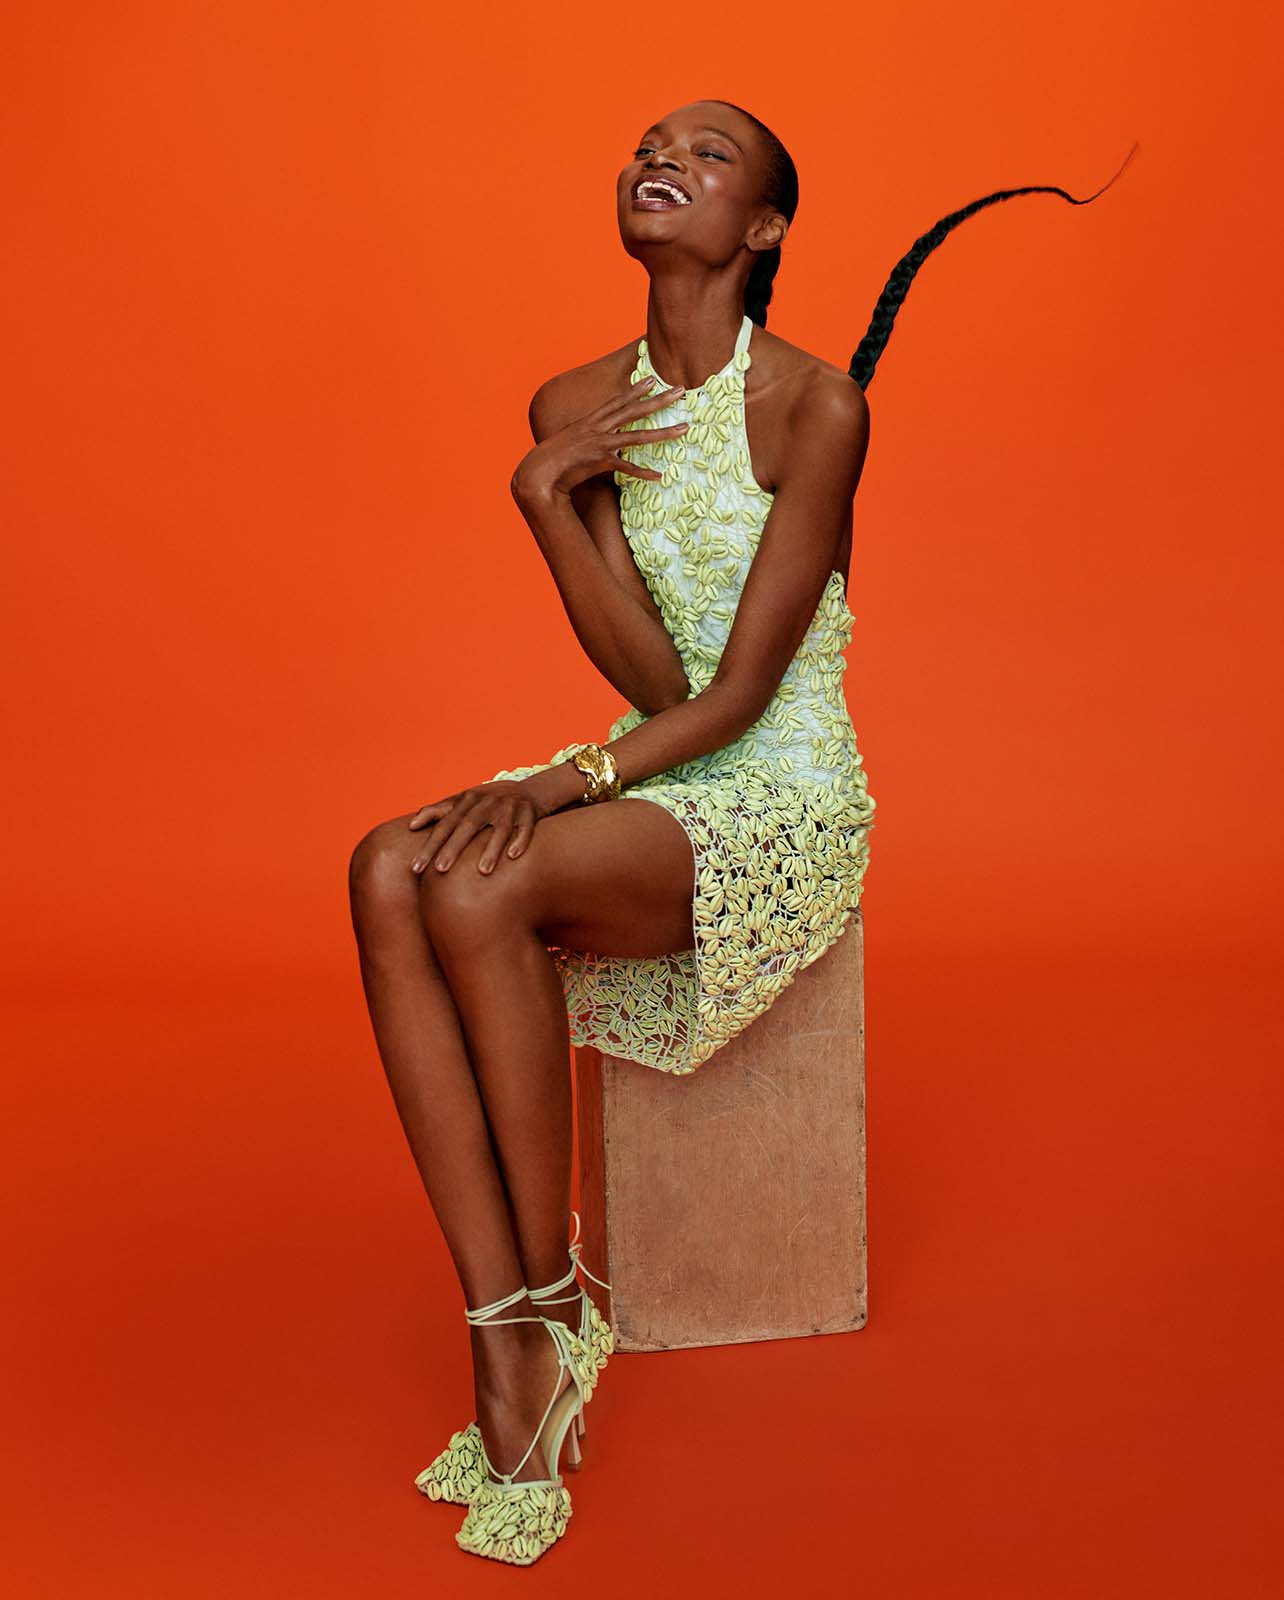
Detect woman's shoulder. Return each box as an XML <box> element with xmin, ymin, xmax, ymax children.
<box><xmin>749</xmin><ymin>325</ymin><xmax>869</xmax><ymax>428</ymax></box>
<box><xmin>525</xmin><ymin>340</ymin><xmax>641</xmax><ymax>441</ymax></box>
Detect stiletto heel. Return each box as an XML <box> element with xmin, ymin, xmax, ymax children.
<box><xmin>453</xmin><ymin>1294</ymin><xmax>587</xmax><ymax>1566</ymax></box>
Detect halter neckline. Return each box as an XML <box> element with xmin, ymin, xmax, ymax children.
<box><xmin>637</xmin><ymin>313</ymin><xmax>754</xmax><ymax>394</ymax></box>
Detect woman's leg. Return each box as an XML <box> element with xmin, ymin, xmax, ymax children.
<box><xmin>349</xmin><ymin>815</ymin><xmax>526</xmax><ymax>1295</ymax></box>
<box><xmin>350</xmin><ymin>797</ymin><xmax>696</xmax><ymax>1479</ymax></box>
<box><xmin>349</xmin><ymin>816</ymin><xmax>545</xmax><ymax>1475</ymax></box>
<box><xmin>411</xmin><ymin>794</ymin><xmax>696</xmax><ymax>1472</ymax></box>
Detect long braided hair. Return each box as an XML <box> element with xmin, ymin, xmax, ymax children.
<box><xmin>711</xmin><ymin>100</ymin><xmax>1138</xmax><ymax>393</ymax></box>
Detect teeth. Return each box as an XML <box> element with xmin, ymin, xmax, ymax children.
<box><xmin>636</xmin><ymin>179</ymin><xmax>690</xmax><ymax>205</ymax></box>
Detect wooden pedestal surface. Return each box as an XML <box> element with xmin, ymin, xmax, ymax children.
<box><xmin>575</xmin><ymin>909</ymin><xmax>867</xmax><ymax>1352</ymax></box>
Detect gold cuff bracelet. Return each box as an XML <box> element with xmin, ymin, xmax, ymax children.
<box><xmin>567</xmin><ymin>742</ymin><xmax>622</xmax><ymax>805</ymax></box>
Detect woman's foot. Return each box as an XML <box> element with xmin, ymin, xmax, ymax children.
<box><xmin>456</xmin><ymin>1312</ymin><xmax>583</xmax><ymax>1566</ymax></box>
<box><xmin>414</xmin><ymin>1280</ymin><xmax>607</xmax><ymax>1506</ymax></box>
<box><xmin>470</xmin><ymin>1303</ymin><xmax>574</xmax><ymax>1484</ymax></box>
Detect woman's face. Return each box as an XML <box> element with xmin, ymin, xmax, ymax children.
<box><xmin>617</xmin><ymin>101</ymin><xmax>778</xmax><ymax>267</ymax></box>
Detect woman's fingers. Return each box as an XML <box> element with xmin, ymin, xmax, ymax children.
<box><xmin>409</xmin><ymin>826</ymin><xmax>445</xmax><ymax>873</ymax></box>
<box><xmin>600</xmin><ymin>379</ymin><xmax>686</xmax><ymax>427</ymax></box>
<box><xmin>523</xmin><ymin>380</ymin><xmax>687</xmax><ymax>499</ymax></box>
<box><xmin>409</xmin><ymin>797</ymin><xmax>473</xmax><ymax>871</ymax></box>
<box><xmin>474</xmin><ymin>806</ymin><xmax>521</xmax><ymax>874</ymax></box>
<box><xmin>416</xmin><ymin>805</ymin><xmax>489</xmax><ymax>875</ymax></box>
<box><xmin>612</xmin><ymin>422</ymin><xmax>689</xmax><ymax>446</ymax></box>
<box><xmin>505</xmin><ymin>806</ymin><xmax>537</xmax><ymax>862</ymax></box>
<box><xmin>606</xmin><ymin>420</ymin><xmax>690</xmax><ymax>482</ymax></box>
<box><xmin>624</xmin><ymin>387</ymin><xmax>687</xmax><ymax>423</ymax></box>
<box><xmin>609</xmin><ymin>421</ymin><xmax>689</xmax><ymax>478</ymax></box>
<box><xmin>610</xmin><ymin>457</ymin><xmax>663</xmax><ymax>481</ymax></box>
<box><xmin>411</xmin><ymin>797</ymin><xmax>539</xmax><ymax>876</ymax></box>
<box><xmin>583</xmin><ymin>376</ymin><xmax>656</xmax><ymax>426</ymax></box>
<box><xmin>408</xmin><ymin>798</ymin><xmax>455</xmax><ymax>831</ymax></box>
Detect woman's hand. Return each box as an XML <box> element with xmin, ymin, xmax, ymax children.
<box><xmin>510</xmin><ymin>374</ymin><xmax>690</xmax><ymax>506</ymax></box>
<box><xmin>408</xmin><ymin>774</ymin><xmax>566</xmax><ymax>876</ymax></box>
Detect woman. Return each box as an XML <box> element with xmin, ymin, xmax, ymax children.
<box><xmin>348</xmin><ymin>99</ymin><xmax>1131</xmax><ymax>1567</ymax></box>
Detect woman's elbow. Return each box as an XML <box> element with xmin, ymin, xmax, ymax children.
<box><xmin>637</xmin><ymin>668</ymin><xmax>692</xmax><ymax>716</ymax></box>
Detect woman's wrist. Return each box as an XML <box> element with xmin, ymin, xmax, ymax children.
<box><xmin>519</xmin><ymin>759</ymin><xmax>591</xmax><ymax>817</ymax></box>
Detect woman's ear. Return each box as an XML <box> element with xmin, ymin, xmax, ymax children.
<box><xmin>748</xmin><ymin>210</ymin><xmax>788</xmax><ymax>253</ymax></box>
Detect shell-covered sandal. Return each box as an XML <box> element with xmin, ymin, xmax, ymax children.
<box><xmin>413</xmin><ymin>1212</ymin><xmax>612</xmax><ymax>1505</ymax></box>
<box><xmin>453</xmin><ymin>1289</ymin><xmax>587</xmax><ymax>1567</ymax></box>
<box><xmin>413</xmin><ymin>1420</ymin><xmax>486</xmax><ymax>1505</ymax></box>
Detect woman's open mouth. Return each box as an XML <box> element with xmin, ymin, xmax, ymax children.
<box><xmin>632</xmin><ymin>177</ymin><xmax>692</xmax><ymax>210</ymax></box>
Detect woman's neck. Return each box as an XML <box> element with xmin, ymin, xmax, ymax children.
<box><xmin>642</xmin><ymin>277</ymin><xmax>745</xmax><ymax>392</ymax></box>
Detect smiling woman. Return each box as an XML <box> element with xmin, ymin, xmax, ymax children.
<box><xmin>347</xmin><ymin>97</ymin><xmax>1137</xmax><ymax>1568</ymax></box>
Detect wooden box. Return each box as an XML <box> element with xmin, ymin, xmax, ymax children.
<box><xmin>575</xmin><ymin>910</ymin><xmax>867</xmax><ymax>1351</ymax></box>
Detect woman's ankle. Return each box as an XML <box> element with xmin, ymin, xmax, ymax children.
<box><xmin>471</xmin><ymin>1316</ymin><xmax>555</xmax><ymax>1397</ymax></box>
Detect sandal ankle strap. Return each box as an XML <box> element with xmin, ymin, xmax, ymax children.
<box><xmin>464</xmin><ymin>1282</ymin><xmax>532</xmax><ymax>1326</ymax></box>
<box><xmin>567</xmin><ymin>1208</ymin><xmax>613</xmax><ymax>1293</ymax></box>
<box><xmin>527</xmin><ymin>1210</ymin><xmax>612</xmax><ymax>1306</ymax></box>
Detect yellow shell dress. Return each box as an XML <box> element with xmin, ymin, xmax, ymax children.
<box><xmin>488</xmin><ymin>312</ymin><xmax>876</xmax><ymax>1074</ymax></box>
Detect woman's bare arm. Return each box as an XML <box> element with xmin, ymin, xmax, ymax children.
<box><xmin>513</xmin><ymin>369</ymin><xmax>691</xmax><ymax>717</ymax></box>
<box><xmin>522</xmin><ymin>373</ymin><xmax>871</xmax><ymax>816</ymax></box>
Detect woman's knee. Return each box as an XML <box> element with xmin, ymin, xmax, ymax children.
<box><xmin>349</xmin><ymin>815</ymin><xmax>419</xmax><ymax>922</ymax></box>
<box><xmin>417</xmin><ymin>833</ymin><xmax>530</xmax><ymax>954</ymax></box>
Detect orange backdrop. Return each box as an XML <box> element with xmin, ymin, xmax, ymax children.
<box><xmin>4</xmin><ymin>2</ymin><xmax>1282</xmax><ymax>1595</ymax></box>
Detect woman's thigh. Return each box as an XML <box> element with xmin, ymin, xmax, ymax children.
<box><xmin>424</xmin><ymin>796</ymin><xmax>696</xmax><ymax>959</ymax></box>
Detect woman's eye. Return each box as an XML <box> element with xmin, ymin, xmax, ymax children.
<box><xmin>632</xmin><ymin>144</ymin><xmax>727</xmax><ymax>160</ymax></box>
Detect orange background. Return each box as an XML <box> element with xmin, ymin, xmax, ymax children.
<box><xmin>3</xmin><ymin>2</ymin><xmax>1282</xmax><ymax>1595</ymax></box>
